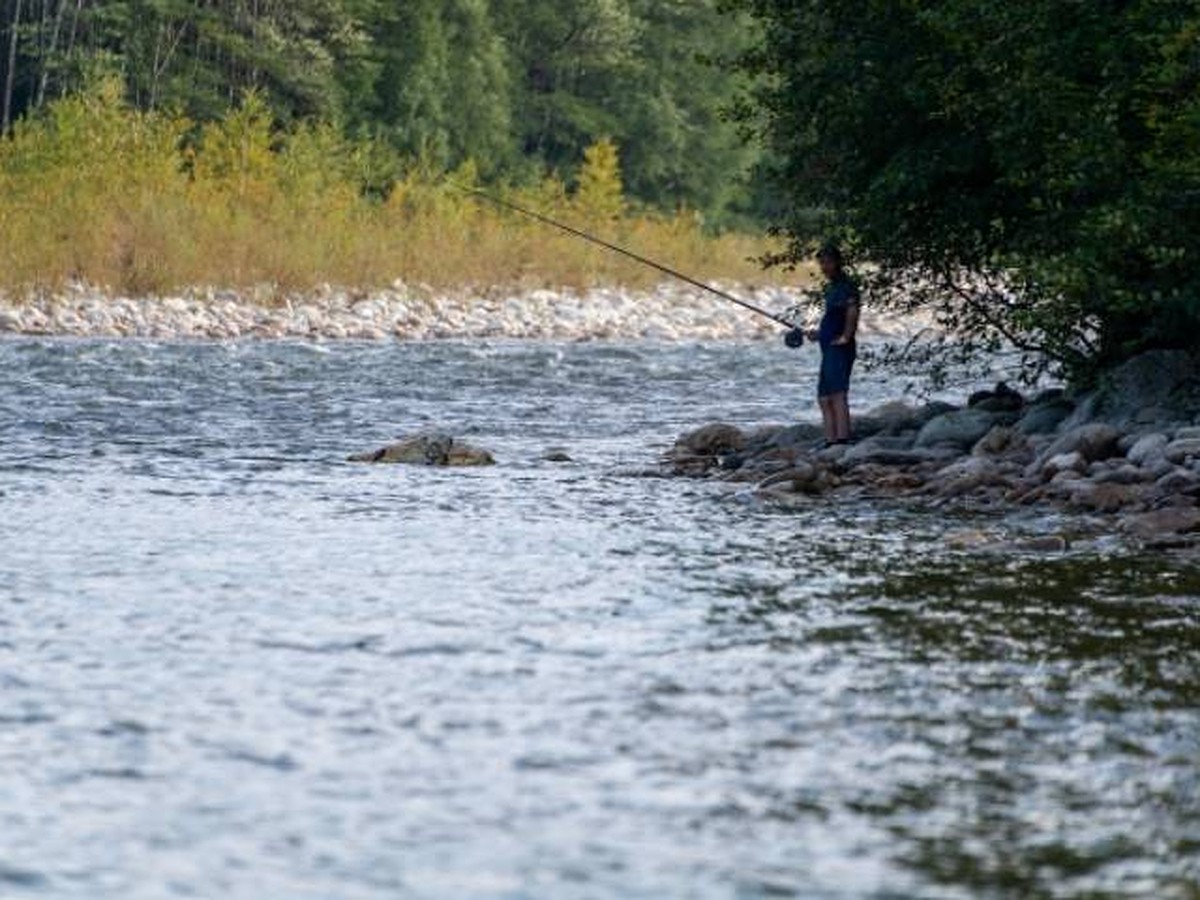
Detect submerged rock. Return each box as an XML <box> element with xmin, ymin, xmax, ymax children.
<box><xmin>1121</xmin><ymin>507</ymin><xmax>1200</xmax><ymax>540</ymax></box>
<box><xmin>678</xmin><ymin>423</ymin><xmax>748</xmax><ymax>456</ymax></box>
<box><xmin>350</xmin><ymin>433</ymin><xmax>496</xmax><ymax>467</ymax></box>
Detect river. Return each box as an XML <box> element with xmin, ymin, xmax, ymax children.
<box><xmin>0</xmin><ymin>338</ymin><xmax>1196</xmax><ymax>898</ymax></box>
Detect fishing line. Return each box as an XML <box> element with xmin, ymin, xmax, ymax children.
<box><xmin>450</xmin><ymin>182</ymin><xmax>804</xmax><ymax>340</ymax></box>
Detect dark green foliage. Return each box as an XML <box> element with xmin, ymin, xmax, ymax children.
<box><xmin>0</xmin><ymin>0</ymin><xmax>760</xmax><ymax>224</ymax></box>
<box><xmin>729</xmin><ymin>0</ymin><xmax>1200</xmax><ymax>376</ymax></box>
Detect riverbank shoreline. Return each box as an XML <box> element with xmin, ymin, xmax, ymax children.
<box><xmin>663</xmin><ymin>350</ymin><xmax>1200</xmax><ymax>551</ymax></box>
<box><xmin>0</xmin><ymin>283</ymin><xmax>782</xmax><ymax>342</ymax></box>
<box><xmin>0</xmin><ymin>282</ymin><xmax>933</xmax><ymax>343</ymax></box>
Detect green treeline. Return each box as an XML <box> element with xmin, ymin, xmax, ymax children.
<box><xmin>0</xmin><ymin>82</ymin><xmax>777</xmax><ymax>293</ymax></box>
<box><xmin>733</xmin><ymin>0</ymin><xmax>1200</xmax><ymax>374</ymax></box>
<box><xmin>0</xmin><ymin>0</ymin><xmax>759</xmax><ymax>225</ymax></box>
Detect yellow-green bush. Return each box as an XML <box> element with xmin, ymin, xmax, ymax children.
<box><xmin>0</xmin><ymin>83</ymin><xmax>784</xmax><ymax>298</ymax></box>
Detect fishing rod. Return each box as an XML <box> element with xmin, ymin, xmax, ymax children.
<box><xmin>451</xmin><ymin>182</ymin><xmax>806</xmax><ymax>343</ymax></box>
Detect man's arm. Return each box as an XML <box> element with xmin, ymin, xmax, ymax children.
<box><xmin>833</xmin><ymin>301</ymin><xmax>860</xmax><ymax>345</ymax></box>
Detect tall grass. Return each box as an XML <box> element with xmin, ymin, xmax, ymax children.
<box><xmin>0</xmin><ymin>82</ymin><xmax>785</xmax><ymax>299</ymax></box>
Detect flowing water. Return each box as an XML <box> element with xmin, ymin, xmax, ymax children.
<box><xmin>0</xmin><ymin>338</ymin><xmax>1196</xmax><ymax>899</ymax></box>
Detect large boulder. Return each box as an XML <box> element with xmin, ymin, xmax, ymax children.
<box><xmin>350</xmin><ymin>433</ymin><xmax>496</xmax><ymax>467</ymax></box>
<box><xmin>1042</xmin><ymin>451</ymin><xmax>1087</xmax><ymax>479</ymax></box>
<box><xmin>1074</xmin><ymin>350</ymin><xmax>1198</xmax><ymax>430</ymax></box>
<box><xmin>915</xmin><ymin>408</ymin><xmax>1015</xmax><ymax>451</ymax></box>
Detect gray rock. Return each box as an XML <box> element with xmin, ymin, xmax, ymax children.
<box><xmin>1070</xmin><ymin>481</ymin><xmax>1145</xmax><ymax>513</ymax></box>
<box><xmin>843</xmin><ymin>437</ymin><xmax>944</xmax><ymax>467</ymax></box>
<box><xmin>1039</xmin><ymin>423</ymin><xmax>1123</xmax><ymax>465</ymax></box>
<box><xmin>1165</xmin><ymin>439</ymin><xmax>1200</xmax><ymax>465</ymax></box>
<box><xmin>759</xmin><ymin>423</ymin><xmax>826</xmax><ymax>452</ymax></box>
<box><xmin>758</xmin><ymin>464</ymin><xmax>819</xmax><ymax>492</ymax></box>
<box><xmin>1118</xmin><ymin>431</ymin><xmax>1143</xmax><ymax>455</ymax></box>
<box><xmin>855</xmin><ymin>401</ymin><xmax>955</xmax><ymax>438</ymax></box>
<box><xmin>1147</xmin><ymin>459</ymin><xmax>1178</xmax><ymax>481</ymax></box>
<box><xmin>815</xmin><ymin>443</ymin><xmax>851</xmax><ymax>464</ymax></box>
<box><xmin>1173</xmin><ymin>426</ymin><xmax>1200</xmax><ymax>442</ymax></box>
<box><xmin>1017</xmin><ymin>400</ymin><xmax>1075</xmax><ymax>435</ymax></box>
<box><xmin>972</xmin><ymin>425</ymin><xmax>1028</xmax><ymax>458</ymax></box>
<box><xmin>1127</xmin><ymin>433</ymin><xmax>1169</xmax><ymax>467</ymax></box>
<box><xmin>1155</xmin><ymin>468</ymin><xmax>1200</xmax><ymax>496</ymax></box>
<box><xmin>1043</xmin><ymin>451</ymin><xmax>1087</xmax><ymax>479</ymax></box>
<box><xmin>1096</xmin><ymin>464</ymin><xmax>1154</xmax><ymax>485</ymax></box>
<box><xmin>916</xmin><ymin>408</ymin><xmax>1013</xmax><ymax>450</ymax></box>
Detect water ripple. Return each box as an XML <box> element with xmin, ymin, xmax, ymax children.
<box><xmin>0</xmin><ymin>338</ymin><xmax>1196</xmax><ymax>899</ymax></box>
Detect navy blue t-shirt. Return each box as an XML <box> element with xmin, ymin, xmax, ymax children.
<box><xmin>819</xmin><ymin>275</ymin><xmax>860</xmax><ymax>347</ymax></box>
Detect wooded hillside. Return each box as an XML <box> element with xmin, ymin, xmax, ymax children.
<box><xmin>0</xmin><ymin>0</ymin><xmax>758</xmax><ymax>225</ymax></box>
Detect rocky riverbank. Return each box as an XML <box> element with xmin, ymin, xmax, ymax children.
<box><xmin>664</xmin><ymin>350</ymin><xmax>1200</xmax><ymax>549</ymax></box>
<box><xmin>0</xmin><ymin>282</ymin><xmax>844</xmax><ymax>342</ymax></box>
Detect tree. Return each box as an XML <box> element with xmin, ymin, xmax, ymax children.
<box><xmin>730</xmin><ymin>0</ymin><xmax>1200</xmax><ymax>377</ymax></box>
<box><xmin>363</xmin><ymin>0</ymin><xmax>513</xmax><ymax>173</ymax></box>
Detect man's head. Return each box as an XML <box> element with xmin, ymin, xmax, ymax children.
<box><xmin>817</xmin><ymin>244</ymin><xmax>844</xmax><ymax>279</ymax></box>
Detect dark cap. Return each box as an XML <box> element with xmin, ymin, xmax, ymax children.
<box><xmin>816</xmin><ymin>243</ymin><xmax>843</xmax><ymax>265</ymax></box>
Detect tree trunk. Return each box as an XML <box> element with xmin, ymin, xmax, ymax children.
<box><xmin>3</xmin><ymin>0</ymin><xmax>25</xmax><ymax>134</ymax></box>
<box><xmin>36</xmin><ymin>0</ymin><xmax>66</xmax><ymax>108</ymax></box>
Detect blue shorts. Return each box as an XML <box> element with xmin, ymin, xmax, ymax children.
<box><xmin>818</xmin><ymin>343</ymin><xmax>856</xmax><ymax>397</ymax></box>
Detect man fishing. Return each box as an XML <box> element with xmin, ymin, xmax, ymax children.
<box><xmin>807</xmin><ymin>245</ymin><xmax>860</xmax><ymax>445</ymax></box>
<box><xmin>460</xmin><ymin>189</ymin><xmax>863</xmax><ymax>436</ymax></box>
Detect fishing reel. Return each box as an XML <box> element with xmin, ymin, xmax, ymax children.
<box><xmin>782</xmin><ymin>304</ymin><xmax>808</xmax><ymax>350</ymax></box>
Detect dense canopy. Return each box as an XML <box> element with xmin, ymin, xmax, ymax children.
<box><xmin>0</xmin><ymin>0</ymin><xmax>759</xmax><ymax>224</ymax></box>
<box><xmin>730</xmin><ymin>0</ymin><xmax>1200</xmax><ymax>375</ymax></box>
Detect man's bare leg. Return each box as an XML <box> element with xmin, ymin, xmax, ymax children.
<box><xmin>830</xmin><ymin>392</ymin><xmax>851</xmax><ymax>442</ymax></box>
<box><xmin>819</xmin><ymin>396</ymin><xmax>836</xmax><ymax>442</ymax></box>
